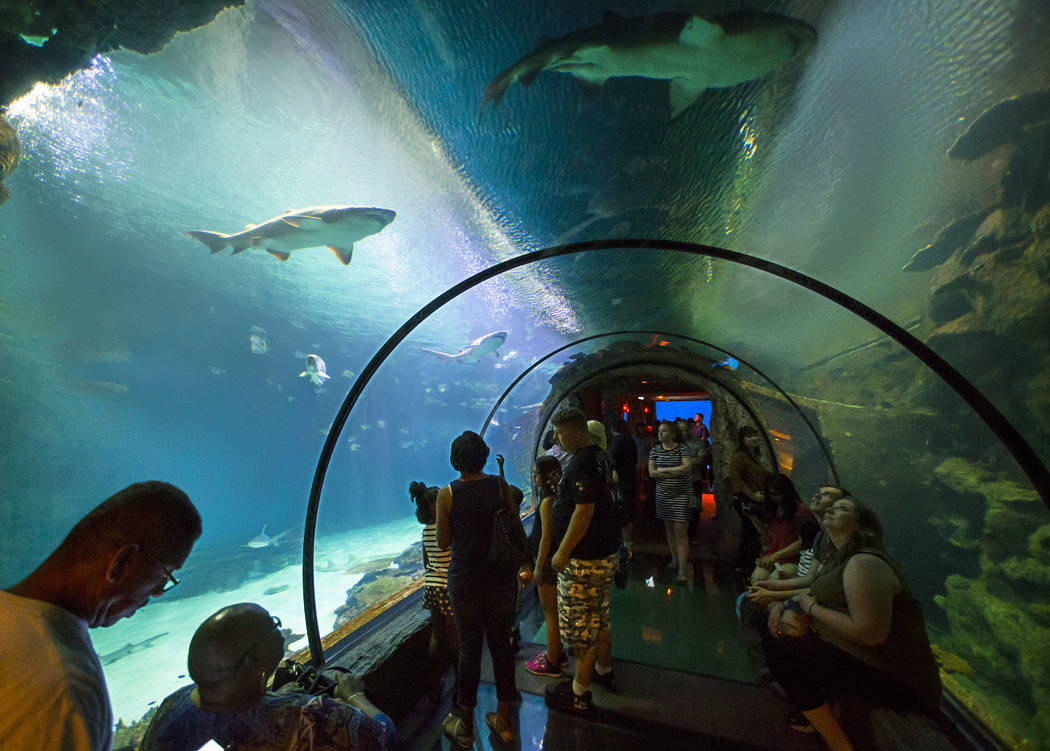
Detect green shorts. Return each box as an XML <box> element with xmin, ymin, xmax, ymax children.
<box><xmin>557</xmin><ymin>553</ymin><xmax>618</xmax><ymax>649</ymax></box>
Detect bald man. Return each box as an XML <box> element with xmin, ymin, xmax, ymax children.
<box><xmin>0</xmin><ymin>481</ymin><xmax>201</xmax><ymax>751</ymax></box>
<box><xmin>141</xmin><ymin>603</ymin><xmax>398</xmax><ymax>751</ymax></box>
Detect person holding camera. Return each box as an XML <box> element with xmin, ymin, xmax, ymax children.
<box><xmin>140</xmin><ymin>603</ymin><xmax>398</xmax><ymax>751</ymax></box>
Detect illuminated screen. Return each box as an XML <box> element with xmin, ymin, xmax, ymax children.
<box><xmin>654</xmin><ymin>400</ymin><xmax>711</xmax><ymax>424</ymax></box>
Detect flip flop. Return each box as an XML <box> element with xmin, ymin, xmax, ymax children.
<box><xmin>442</xmin><ymin>712</ymin><xmax>474</xmax><ymax>749</ymax></box>
<box><xmin>485</xmin><ymin>712</ymin><xmax>514</xmax><ymax>744</ymax></box>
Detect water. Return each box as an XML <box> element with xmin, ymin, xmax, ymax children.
<box><xmin>2</xmin><ymin>0</ymin><xmax>1049</xmax><ymax>747</ymax></box>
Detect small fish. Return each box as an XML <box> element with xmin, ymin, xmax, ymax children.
<box><xmin>422</xmin><ymin>331</ymin><xmax>508</xmax><ymax>364</ymax></box>
<box><xmin>376</xmin><ymin>420</ymin><xmax>386</xmax><ymax>429</ymax></box>
<box><xmin>438</xmin><ymin>384</ymin><xmax>447</xmax><ymax>393</ymax></box>
<box><xmin>293</xmin><ymin>350</ymin><xmax>306</xmax><ymax>360</ymax></box>
<box><xmin>299</xmin><ymin>354</ymin><xmax>331</xmax><ymax>388</ymax></box>
<box><xmin>186</xmin><ymin>205</ymin><xmax>396</xmax><ymax>265</ymax></box>
<box><xmin>244</xmin><ymin>525</ymin><xmax>290</xmax><ymax>549</ymax></box>
<box><xmin>249</xmin><ymin>333</ymin><xmax>269</xmax><ymax>354</ymax></box>
<box><xmin>360</xmin><ymin>424</ymin><xmax>370</xmax><ymax>431</ymax></box>
<box><xmin>341</xmin><ymin>369</ymin><xmax>355</xmax><ymax>378</ymax></box>
<box><xmin>263</xmin><ymin>584</ymin><xmax>290</xmax><ymax>596</ymax></box>
<box><xmin>210</xmin><ymin>366</ymin><xmax>226</xmax><ymax>376</ymax></box>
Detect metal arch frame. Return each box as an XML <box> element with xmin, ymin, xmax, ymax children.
<box><xmin>518</xmin><ymin>358</ymin><xmax>775</xmax><ymax>470</ymax></box>
<box><xmin>477</xmin><ymin>329</ymin><xmax>839</xmax><ymax>485</ymax></box>
<box><xmin>301</xmin><ymin>238</ymin><xmax>1050</xmax><ymax>666</ymax></box>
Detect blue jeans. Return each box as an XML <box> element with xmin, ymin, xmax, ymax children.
<box><xmin>448</xmin><ymin>564</ymin><xmax>518</xmax><ymax>708</ymax></box>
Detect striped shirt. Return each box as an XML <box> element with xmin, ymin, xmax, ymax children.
<box><xmin>421</xmin><ymin>523</ymin><xmax>450</xmax><ymax>588</ymax></box>
<box><xmin>649</xmin><ymin>444</ymin><xmax>694</xmax><ymax>501</ymax></box>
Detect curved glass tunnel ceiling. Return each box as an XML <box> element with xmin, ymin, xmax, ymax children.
<box><xmin>2</xmin><ymin>0</ymin><xmax>1050</xmax><ymax>747</ymax></box>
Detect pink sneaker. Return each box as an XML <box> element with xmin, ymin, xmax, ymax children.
<box><xmin>525</xmin><ymin>651</ymin><xmax>563</xmax><ymax>677</ymax></box>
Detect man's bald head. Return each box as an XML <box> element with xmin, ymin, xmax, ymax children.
<box><xmin>188</xmin><ymin>603</ymin><xmax>277</xmax><ymax>688</ymax></box>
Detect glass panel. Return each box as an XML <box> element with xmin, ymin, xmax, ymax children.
<box><xmin>1</xmin><ymin>1</ymin><xmax>1047</xmax><ymax>748</ymax></box>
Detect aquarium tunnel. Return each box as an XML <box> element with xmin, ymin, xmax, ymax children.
<box><xmin>2</xmin><ymin>0</ymin><xmax>1050</xmax><ymax>749</ymax></box>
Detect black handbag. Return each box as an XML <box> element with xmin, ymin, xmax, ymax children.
<box><xmin>489</xmin><ymin>480</ymin><xmax>529</xmax><ymax>566</ymax></box>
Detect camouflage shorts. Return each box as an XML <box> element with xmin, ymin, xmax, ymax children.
<box><xmin>557</xmin><ymin>553</ymin><xmax>618</xmax><ymax>649</ymax></box>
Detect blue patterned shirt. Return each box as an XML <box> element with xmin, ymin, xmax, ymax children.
<box><xmin>140</xmin><ymin>685</ymin><xmax>399</xmax><ymax>751</ymax></box>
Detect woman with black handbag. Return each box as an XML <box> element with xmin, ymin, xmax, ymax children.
<box><xmin>436</xmin><ymin>431</ymin><xmax>531</xmax><ymax>748</ymax></box>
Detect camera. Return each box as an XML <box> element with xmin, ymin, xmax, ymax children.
<box><xmin>271</xmin><ymin>659</ymin><xmax>345</xmax><ymax>697</ymax></box>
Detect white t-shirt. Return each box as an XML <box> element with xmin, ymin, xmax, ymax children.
<box><xmin>0</xmin><ymin>590</ymin><xmax>113</xmax><ymax>750</ymax></box>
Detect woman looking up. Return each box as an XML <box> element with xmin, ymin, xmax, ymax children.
<box><xmin>436</xmin><ymin>431</ymin><xmax>531</xmax><ymax>748</ymax></box>
<box><xmin>648</xmin><ymin>420</ymin><xmax>694</xmax><ymax>583</ymax></box>
<box><xmin>762</xmin><ymin>498</ymin><xmax>941</xmax><ymax>749</ymax></box>
<box><xmin>729</xmin><ymin>425</ymin><xmax>772</xmax><ymax>575</ymax></box>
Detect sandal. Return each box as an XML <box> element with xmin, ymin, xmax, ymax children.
<box><xmin>485</xmin><ymin>712</ymin><xmax>514</xmax><ymax>744</ymax></box>
<box><xmin>442</xmin><ymin>712</ymin><xmax>475</xmax><ymax>749</ymax></box>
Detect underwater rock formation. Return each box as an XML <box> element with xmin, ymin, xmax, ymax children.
<box><xmin>333</xmin><ymin>543</ymin><xmax>424</xmax><ymax>630</ymax></box>
<box><xmin>0</xmin><ymin>111</ymin><xmax>18</xmax><ymax>204</ymax></box>
<box><xmin>0</xmin><ymin>0</ymin><xmax>244</xmax><ymax>105</ymax></box>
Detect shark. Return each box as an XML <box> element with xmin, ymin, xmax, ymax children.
<box><xmin>299</xmin><ymin>353</ymin><xmax>331</xmax><ymax>388</ymax></box>
<box><xmin>99</xmin><ymin>632</ymin><xmax>168</xmax><ymax>666</ymax></box>
<box><xmin>244</xmin><ymin>525</ymin><xmax>291</xmax><ymax>549</ymax></box>
<box><xmin>422</xmin><ymin>331</ymin><xmax>507</xmax><ymax>364</ymax></box>
<box><xmin>185</xmin><ymin>205</ymin><xmax>396</xmax><ymax>265</ymax></box>
<box><xmin>480</xmin><ymin>10</ymin><xmax>816</xmax><ymax>119</ymax></box>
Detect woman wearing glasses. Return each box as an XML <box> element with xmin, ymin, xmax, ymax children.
<box><xmin>140</xmin><ymin>603</ymin><xmax>399</xmax><ymax>750</ymax></box>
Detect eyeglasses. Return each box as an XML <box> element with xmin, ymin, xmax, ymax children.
<box><xmin>137</xmin><ymin>547</ymin><xmax>180</xmax><ymax>594</ymax></box>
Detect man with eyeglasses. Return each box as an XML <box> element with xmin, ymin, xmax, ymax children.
<box><xmin>0</xmin><ymin>481</ymin><xmax>201</xmax><ymax>751</ymax></box>
<box><xmin>140</xmin><ymin>603</ymin><xmax>398</xmax><ymax>751</ymax></box>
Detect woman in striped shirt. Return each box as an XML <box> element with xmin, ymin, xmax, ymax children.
<box><xmin>648</xmin><ymin>420</ymin><xmax>695</xmax><ymax>582</ymax></box>
<box><xmin>410</xmin><ymin>480</ymin><xmax>457</xmax><ymax>703</ymax></box>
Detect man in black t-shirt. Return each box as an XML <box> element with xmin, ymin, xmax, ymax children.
<box><xmin>545</xmin><ymin>407</ymin><xmax>620</xmax><ymax>716</ymax></box>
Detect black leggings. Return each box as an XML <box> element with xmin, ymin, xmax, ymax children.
<box><xmin>448</xmin><ymin>565</ymin><xmax>518</xmax><ymax>708</ymax></box>
<box><xmin>762</xmin><ymin>631</ymin><xmax>934</xmax><ymax>714</ymax></box>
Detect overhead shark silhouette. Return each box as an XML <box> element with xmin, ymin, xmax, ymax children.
<box><xmin>186</xmin><ymin>205</ymin><xmax>396</xmax><ymax>265</ymax></box>
<box><xmin>480</xmin><ymin>10</ymin><xmax>816</xmax><ymax>119</ymax></box>
<box><xmin>422</xmin><ymin>331</ymin><xmax>507</xmax><ymax>364</ymax></box>
<box><xmin>99</xmin><ymin>632</ymin><xmax>168</xmax><ymax>666</ymax></box>
<box><xmin>244</xmin><ymin>525</ymin><xmax>291</xmax><ymax>549</ymax></box>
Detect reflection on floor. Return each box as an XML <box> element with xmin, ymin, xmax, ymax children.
<box><xmin>404</xmin><ymin>545</ymin><xmax>823</xmax><ymax>751</ymax></box>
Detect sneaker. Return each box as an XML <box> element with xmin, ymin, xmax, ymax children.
<box><xmin>545</xmin><ymin>679</ymin><xmax>595</xmax><ymax>716</ymax></box>
<box><xmin>591</xmin><ymin>669</ymin><xmax>617</xmax><ymax>693</ymax></box>
<box><xmin>787</xmin><ymin>710</ymin><xmax>815</xmax><ymax>734</ymax></box>
<box><xmin>526</xmin><ymin>651</ymin><xmax>563</xmax><ymax>677</ymax></box>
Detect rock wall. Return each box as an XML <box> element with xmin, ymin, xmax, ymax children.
<box><xmin>785</xmin><ymin>89</ymin><xmax>1050</xmax><ymax>749</ymax></box>
<box><xmin>0</xmin><ymin>0</ymin><xmax>245</xmax><ymax>106</ymax></box>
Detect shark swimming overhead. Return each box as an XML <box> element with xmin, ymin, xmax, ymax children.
<box><xmin>480</xmin><ymin>10</ymin><xmax>817</xmax><ymax>119</ymax></box>
<box><xmin>185</xmin><ymin>205</ymin><xmax>396</xmax><ymax>265</ymax></box>
<box><xmin>422</xmin><ymin>331</ymin><xmax>508</xmax><ymax>364</ymax></box>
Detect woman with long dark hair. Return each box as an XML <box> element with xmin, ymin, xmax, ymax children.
<box><xmin>729</xmin><ymin>425</ymin><xmax>771</xmax><ymax>574</ymax></box>
<box><xmin>436</xmin><ymin>431</ymin><xmax>531</xmax><ymax>747</ymax></box>
<box><xmin>762</xmin><ymin>497</ymin><xmax>941</xmax><ymax>749</ymax></box>
<box><xmin>750</xmin><ymin>474</ymin><xmax>812</xmax><ymax>584</ymax></box>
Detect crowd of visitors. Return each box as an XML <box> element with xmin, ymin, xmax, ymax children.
<box><xmin>0</xmin><ymin>411</ymin><xmax>943</xmax><ymax>751</ymax></box>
